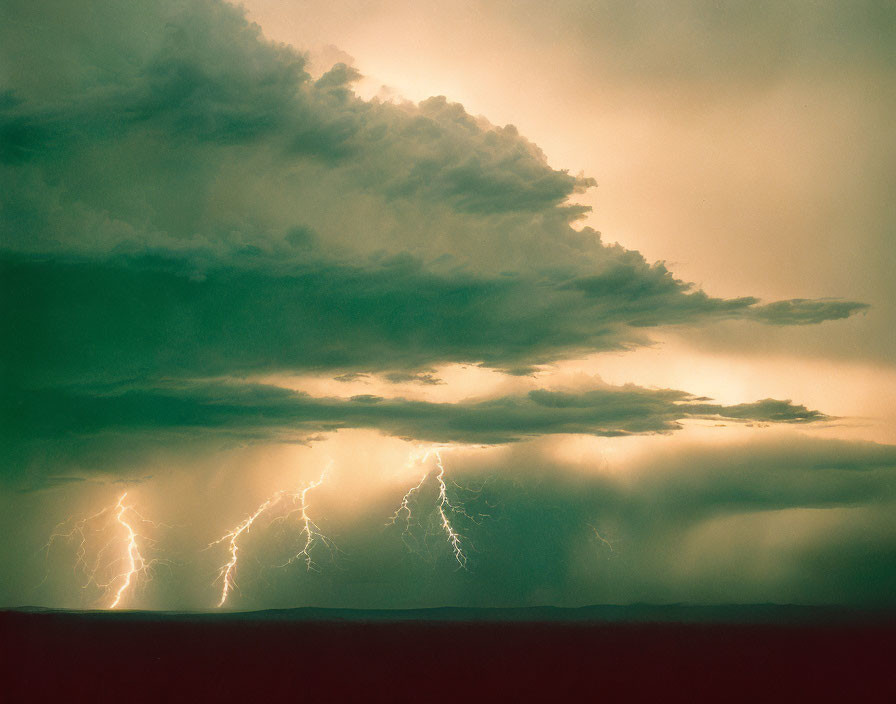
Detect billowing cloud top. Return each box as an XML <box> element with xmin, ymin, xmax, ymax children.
<box><xmin>0</xmin><ymin>0</ymin><xmax>869</xmax><ymax>495</ymax></box>
<box><xmin>1</xmin><ymin>0</ymin><xmax>866</xmax><ymax>388</ymax></box>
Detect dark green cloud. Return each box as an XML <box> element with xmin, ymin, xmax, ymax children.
<box><xmin>1</xmin><ymin>376</ymin><xmax>827</xmax><ymax>488</ymax></box>
<box><xmin>749</xmin><ymin>299</ymin><xmax>870</xmax><ymax>326</ymax></box>
<box><xmin>0</xmin><ymin>0</ymin><xmax>866</xmax><ymax>392</ymax></box>
<box><xmin>3</xmin><ymin>381</ymin><xmax>825</xmax><ymax>441</ymax></box>
<box><xmin>0</xmin><ymin>253</ymin><xmax>866</xmax><ymax>388</ymax></box>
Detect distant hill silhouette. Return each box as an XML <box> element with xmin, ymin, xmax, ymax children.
<box><xmin>6</xmin><ymin>602</ymin><xmax>893</xmax><ymax>623</ymax></box>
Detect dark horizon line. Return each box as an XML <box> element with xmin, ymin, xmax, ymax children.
<box><xmin>5</xmin><ymin>602</ymin><xmax>896</xmax><ymax>624</ymax></box>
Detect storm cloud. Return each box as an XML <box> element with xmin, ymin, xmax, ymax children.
<box><xmin>2</xmin><ymin>377</ymin><xmax>829</xmax><ymax>488</ymax></box>
<box><xmin>0</xmin><ymin>0</ymin><xmax>886</xmax><ymax>613</ymax></box>
<box><xmin>0</xmin><ymin>0</ymin><xmax>866</xmax><ymax>390</ymax></box>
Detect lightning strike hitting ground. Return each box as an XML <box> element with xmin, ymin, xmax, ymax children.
<box><xmin>211</xmin><ymin>462</ymin><xmax>339</xmax><ymax>606</ymax></box>
<box><xmin>209</xmin><ymin>492</ymin><xmax>284</xmax><ymax>608</ymax></box>
<box><xmin>43</xmin><ymin>492</ymin><xmax>162</xmax><ymax>609</ymax></box>
<box><xmin>109</xmin><ymin>494</ymin><xmax>148</xmax><ymax>607</ymax></box>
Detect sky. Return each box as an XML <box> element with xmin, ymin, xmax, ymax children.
<box><xmin>1</xmin><ymin>0</ymin><xmax>894</xmax><ymax>611</ymax></box>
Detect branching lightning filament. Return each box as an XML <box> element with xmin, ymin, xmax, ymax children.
<box><xmin>208</xmin><ymin>492</ymin><xmax>284</xmax><ymax>608</ymax></box>
<box><xmin>210</xmin><ymin>462</ymin><xmax>339</xmax><ymax>607</ymax></box>
<box><xmin>433</xmin><ymin>450</ymin><xmax>467</xmax><ymax>568</ymax></box>
<box><xmin>43</xmin><ymin>492</ymin><xmax>163</xmax><ymax>609</ymax></box>
<box><xmin>388</xmin><ymin>448</ymin><xmax>477</xmax><ymax>569</ymax></box>
<box><xmin>387</xmin><ymin>448</ymin><xmax>430</xmax><ymax>532</ymax></box>
<box><xmin>278</xmin><ymin>462</ymin><xmax>340</xmax><ymax>571</ymax></box>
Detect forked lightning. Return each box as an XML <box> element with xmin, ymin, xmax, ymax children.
<box><xmin>44</xmin><ymin>492</ymin><xmax>162</xmax><ymax>609</ymax></box>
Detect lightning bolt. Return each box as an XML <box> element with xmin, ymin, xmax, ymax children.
<box><xmin>433</xmin><ymin>450</ymin><xmax>467</xmax><ymax>569</ymax></box>
<box><xmin>587</xmin><ymin>523</ymin><xmax>615</xmax><ymax>553</ymax></box>
<box><xmin>43</xmin><ymin>492</ymin><xmax>162</xmax><ymax>609</ymax></box>
<box><xmin>387</xmin><ymin>448</ymin><xmax>430</xmax><ymax>534</ymax></box>
<box><xmin>108</xmin><ymin>494</ymin><xmax>150</xmax><ymax>608</ymax></box>
<box><xmin>388</xmin><ymin>447</ymin><xmax>474</xmax><ymax>569</ymax></box>
<box><xmin>278</xmin><ymin>462</ymin><xmax>340</xmax><ymax>571</ymax></box>
<box><xmin>210</xmin><ymin>461</ymin><xmax>339</xmax><ymax>606</ymax></box>
<box><xmin>208</xmin><ymin>491</ymin><xmax>284</xmax><ymax>608</ymax></box>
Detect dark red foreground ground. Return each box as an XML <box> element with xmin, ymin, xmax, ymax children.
<box><xmin>2</xmin><ymin>611</ymin><xmax>894</xmax><ymax>702</ymax></box>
